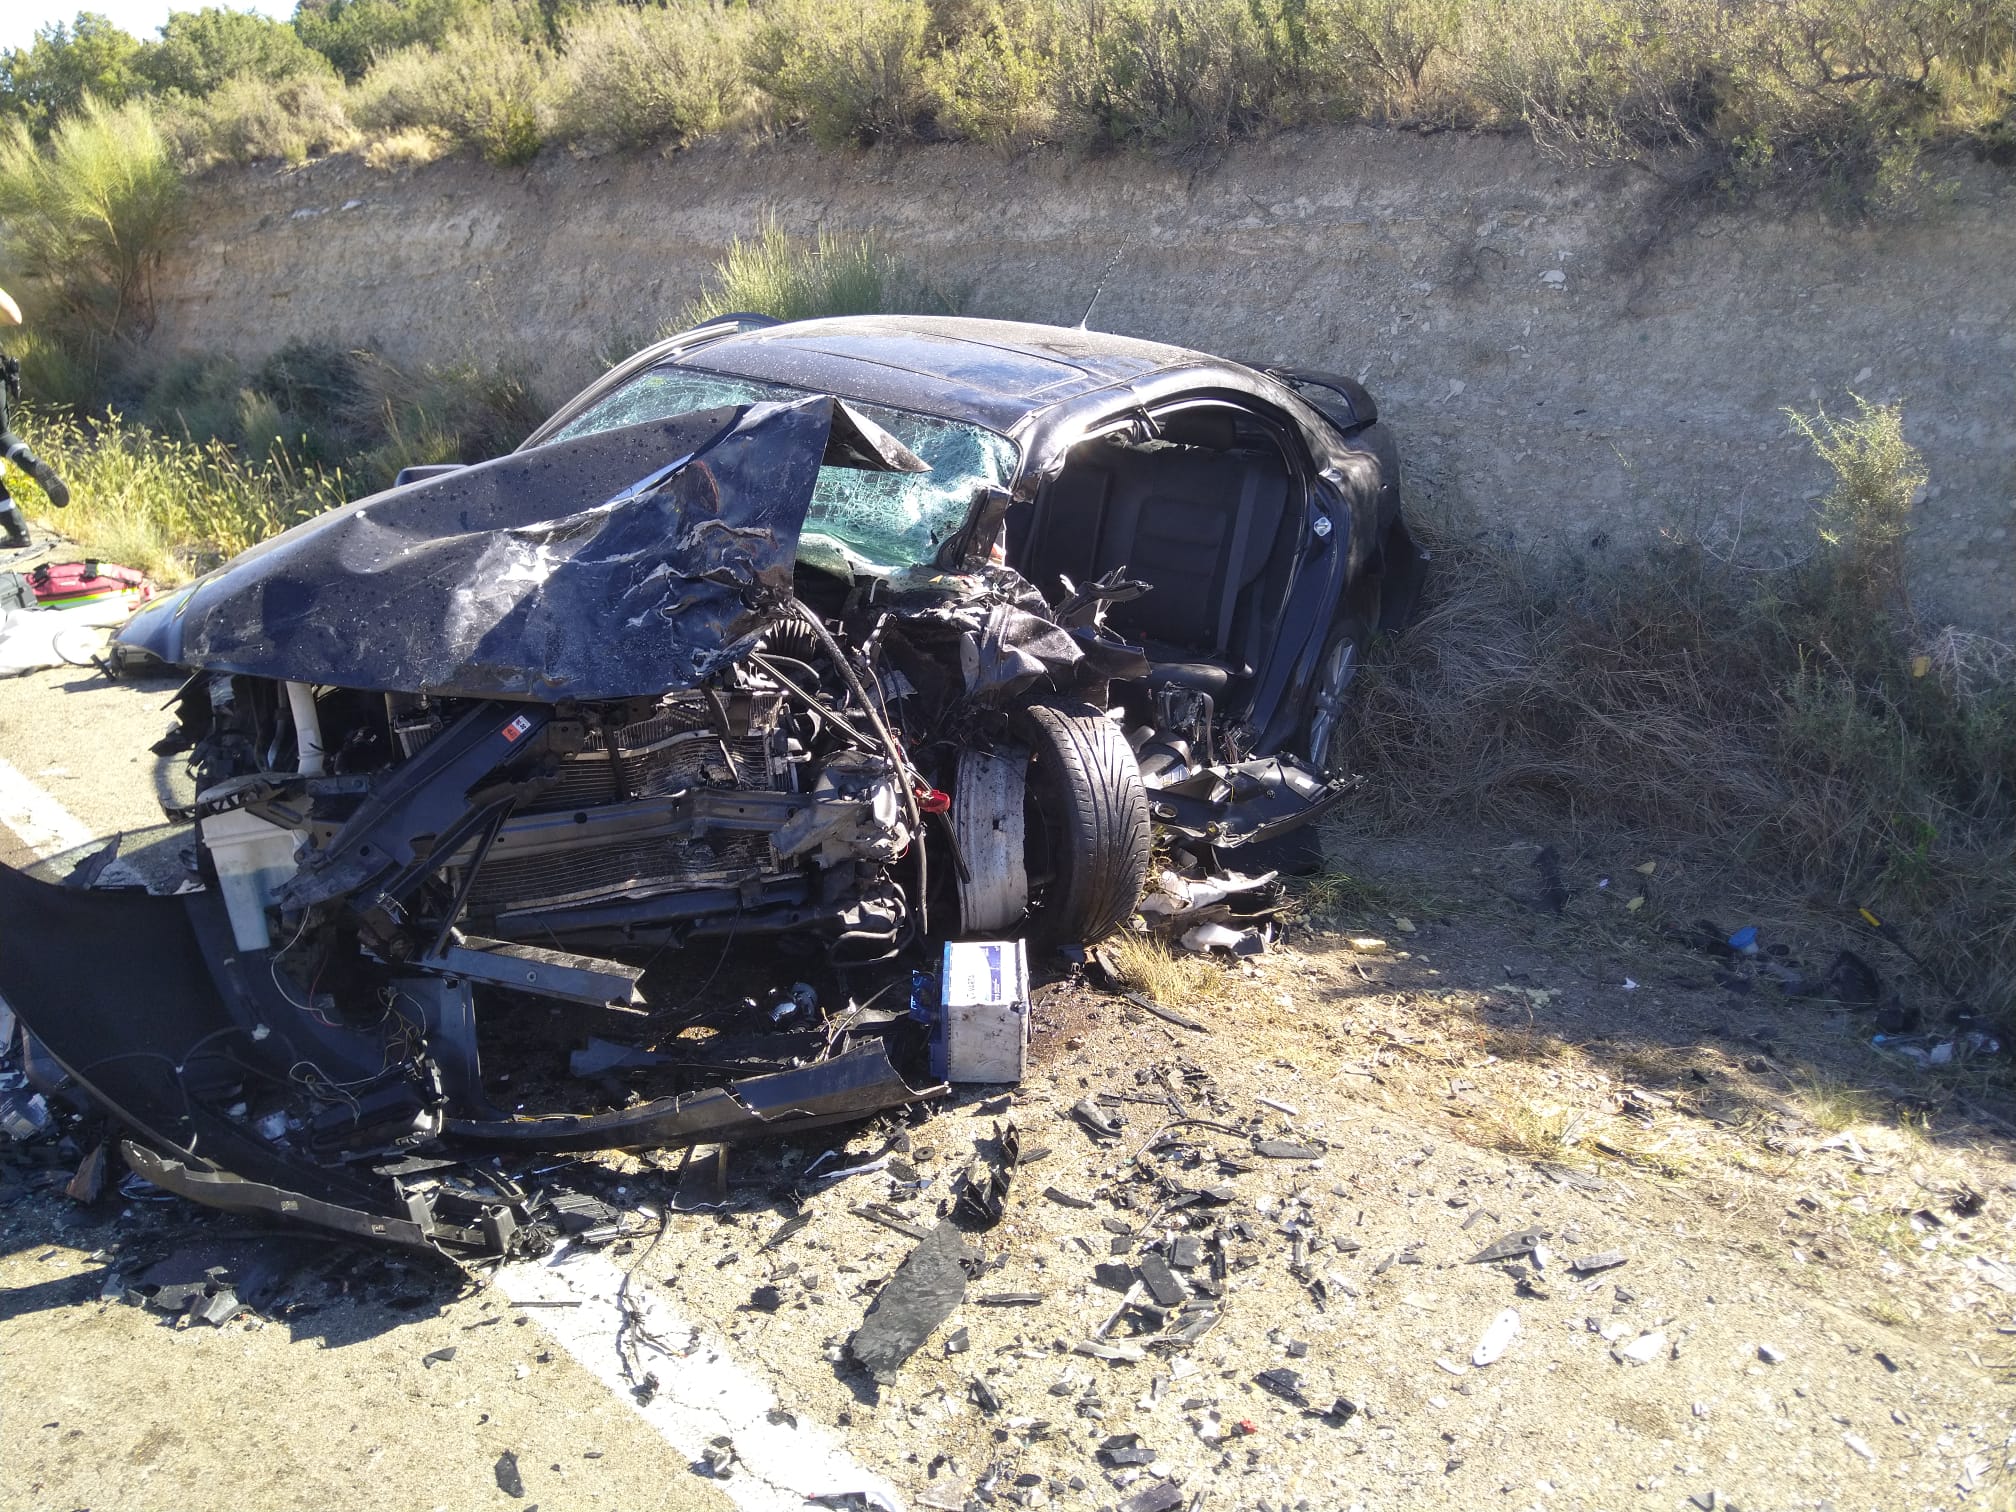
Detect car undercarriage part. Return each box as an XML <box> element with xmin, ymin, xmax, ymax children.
<box><xmin>0</xmin><ymin>841</ymin><xmax>940</xmax><ymax>1259</ymax></box>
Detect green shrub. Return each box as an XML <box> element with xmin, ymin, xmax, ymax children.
<box><xmin>748</xmin><ymin>0</ymin><xmax>935</xmax><ymax>146</ymax></box>
<box><xmin>1314</xmin><ymin>0</ymin><xmax>1461</xmax><ymax>116</ymax></box>
<box><xmin>554</xmin><ymin>4</ymin><xmax>753</xmax><ymax>148</ymax></box>
<box><xmin>1785</xmin><ymin>396</ymin><xmax>1924</xmax><ymax>616</ymax></box>
<box><xmin>342</xmin><ymin>351</ymin><xmax>546</xmax><ymax>487</ymax></box>
<box><xmin>139</xmin><ymin>7</ymin><xmax>333</xmax><ymax>98</ymax></box>
<box><xmin>0</xmin><ymin>95</ymin><xmax>185</xmax><ymax>342</ymax></box>
<box><xmin>925</xmin><ymin>1</ymin><xmax>1062</xmax><ymax>146</ymax></box>
<box><xmin>1459</xmin><ymin>0</ymin><xmax>1725</xmax><ymax>159</ymax></box>
<box><xmin>1052</xmin><ymin>0</ymin><xmax>1316</xmax><ymax>153</ymax></box>
<box><xmin>4</xmin><ymin>405</ymin><xmax>348</xmax><ymax>578</ymax></box>
<box><xmin>161</xmin><ymin>69</ymin><xmax>359</xmax><ymax>167</ymax></box>
<box><xmin>4</xmin><ymin>319</ymin><xmax>107</xmax><ymax>412</ymax></box>
<box><xmin>141</xmin><ymin>349</ymin><xmax>250</xmax><ymax>443</ymax></box>
<box><xmin>674</xmin><ymin>221</ymin><xmax>954</xmax><ymax>328</ymax></box>
<box><xmin>351</xmin><ymin>14</ymin><xmax>551</xmax><ymax>165</ymax></box>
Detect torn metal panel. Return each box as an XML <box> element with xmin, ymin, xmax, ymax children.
<box><xmin>442</xmin><ymin>1040</ymin><xmax>941</xmax><ymax>1153</ymax></box>
<box><xmin>124</xmin><ymin>1144</ymin><xmax>440</xmax><ymax>1253</ymax></box>
<box><xmin>1145</xmin><ymin>757</ymin><xmax>1360</xmax><ymax>846</ymax></box>
<box><xmin>116</xmin><ymin>397</ymin><xmax>915</xmax><ymax>700</ymax></box>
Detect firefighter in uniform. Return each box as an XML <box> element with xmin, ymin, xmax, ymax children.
<box><xmin>0</xmin><ymin>284</ymin><xmax>71</xmax><ymax>548</ymax></box>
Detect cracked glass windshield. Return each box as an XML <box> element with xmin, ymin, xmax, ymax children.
<box><xmin>554</xmin><ymin>369</ymin><xmax>1018</xmax><ymax>578</ymax></box>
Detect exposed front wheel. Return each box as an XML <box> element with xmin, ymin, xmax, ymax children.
<box><xmin>1019</xmin><ymin>701</ymin><xmax>1151</xmax><ymax>947</ymax></box>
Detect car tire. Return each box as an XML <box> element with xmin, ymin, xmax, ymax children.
<box><xmin>1019</xmin><ymin>701</ymin><xmax>1151</xmax><ymax>947</ymax></box>
<box><xmin>1299</xmin><ymin>617</ymin><xmax>1369</xmax><ymax>781</ymax></box>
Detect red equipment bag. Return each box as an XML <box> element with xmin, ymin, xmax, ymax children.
<box><xmin>27</xmin><ymin>560</ymin><xmax>152</xmax><ymax>608</ymax></box>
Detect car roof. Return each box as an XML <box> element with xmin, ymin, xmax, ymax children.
<box><xmin>669</xmin><ymin>315</ymin><xmax>1239</xmax><ymax>433</ymax></box>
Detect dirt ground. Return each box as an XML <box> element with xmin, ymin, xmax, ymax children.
<box><xmin>3</xmin><ymin>664</ymin><xmax>2014</xmax><ymax>1512</ymax></box>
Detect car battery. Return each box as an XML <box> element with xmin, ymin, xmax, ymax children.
<box><xmin>930</xmin><ymin>939</ymin><xmax>1031</xmax><ymax>1084</ymax></box>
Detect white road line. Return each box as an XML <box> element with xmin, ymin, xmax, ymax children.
<box><xmin>499</xmin><ymin>1246</ymin><xmax>904</xmax><ymax>1512</ymax></box>
<box><xmin>0</xmin><ymin>756</ymin><xmax>92</xmax><ymax>858</ymax></box>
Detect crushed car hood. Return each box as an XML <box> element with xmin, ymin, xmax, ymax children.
<box><xmin>117</xmin><ymin>396</ymin><xmax>924</xmax><ymax>701</ymax></box>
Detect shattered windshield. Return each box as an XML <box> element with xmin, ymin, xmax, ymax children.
<box><xmin>552</xmin><ymin>368</ymin><xmax>1019</xmax><ymax>578</ymax></box>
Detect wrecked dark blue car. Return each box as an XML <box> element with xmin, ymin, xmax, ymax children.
<box><xmin>0</xmin><ymin>316</ymin><xmax>1417</xmax><ymax>1254</ymax></box>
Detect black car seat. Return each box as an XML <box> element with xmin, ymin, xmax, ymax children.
<box><xmin>1018</xmin><ymin>437</ymin><xmax>1295</xmax><ymax>694</ymax></box>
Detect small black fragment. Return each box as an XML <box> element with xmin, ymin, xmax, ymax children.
<box><xmin>749</xmin><ymin>1285</ymin><xmax>785</xmax><ymax>1313</ymax></box>
<box><xmin>1254</xmin><ymin>1140</ymin><xmax>1321</xmax><ymax>1160</ymax></box>
<box><xmin>1138</xmin><ymin>1254</ymin><xmax>1186</xmax><ymax>1307</ymax></box>
<box><xmin>971</xmin><ymin>1377</ymin><xmax>1003</xmax><ymax>1413</ymax></box>
<box><xmin>955</xmin><ymin>1165</ymin><xmax>1010</xmax><ymax>1228</ymax></box>
<box><xmin>1254</xmin><ymin>1368</ymin><xmax>1309</xmax><ymax>1407</ymax></box>
<box><xmin>762</xmin><ymin>1211</ymin><xmax>813</xmax><ymax>1250</ymax></box>
<box><xmin>945</xmin><ymin>1326</ymin><xmax>971</xmax><ymax>1355</ymax></box>
<box><xmin>1169</xmin><ymin>1235</ymin><xmax>1203</xmax><ymax>1269</ymax></box>
<box><xmin>1286</xmin><ymin>1339</ymin><xmax>1309</xmax><ymax>1359</ymax></box>
<box><xmin>494</xmin><ymin>1450</ymin><xmax>525</xmax><ymax>1499</ymax></box>
<box><xmin>422</xmin><ymin>1346</ymin><xmax>458</xmax><ymax>1367</ymax></box>
<box><xmin>1823</xmin><ymin>949</ymin><xmax>1881</xmax><ymax>1005</ymax></box>
<box><xmin>1072</xmin><ymin>1100</ymin><xmax>1123</xmax><ymax>1138</ymax></box>
<box><xmin>1875</xmin><ymin>1351</ymin><xmax>1899</xmax><ymax>1373</ymax></box>
<box><xmin>1102</xmin><ymin>1217</ymin><xmax>1135</xmax><ymax>1237</ymax></box>
<box><xmin>977</xmin><ymin>1292</ymin><xmax>1043</xmax><ymax>1306</ymax></box>
<box><xmin>1103</xmin><ymin>1444</ymin><xmax>1157</xmax><ymax>1467</ymax></box>
<box><xmin>1569</xmin><ymin>1251</ymin><xmax>1627</xmax><ymax>1275</ymax></box>
<box><xmin>1319</xmin><ymin>1396</ymin><xmax>1359</xmax><ymax>1423</ymax></box>
<box><xmin>1045</xmin><ymin>1186</ymin><xmax>1094</xmax><ymax>1209</ymax></box>
<box><xmin>1466</xmin><ymin>1229</ymin><xmax>1548</xmax><ymax>1265</ymax></box>
<box><xmin>1119</xmin><ymin>1481</ymin><xmax>1184</xmax><ymax>1512</ymax></box>
<box><xmin>1093</xmin><ymin>1262</ymin><xmax>1135</xmax><ymax>1291</ymax></box>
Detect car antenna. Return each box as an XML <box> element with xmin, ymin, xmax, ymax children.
<box><xmin>1074</xmin><ymin>237</ymin><xmax>1132</xmax><ymax>331</ymax></box>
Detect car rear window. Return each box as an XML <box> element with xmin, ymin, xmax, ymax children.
<box><xmin>551</xmin><ymin>367</ymin><xmax>1019</xmax><ymax>578</ymax></box>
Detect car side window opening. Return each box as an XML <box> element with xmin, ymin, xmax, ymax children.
<box><xmin>1015</xmin><ymin>402</ymin><xmax>1304</xmax><ymax>678</ymax></box>
<box><xmin>551</xmin><ymin>367</ymin><xmax>1019</xmax><ymax>579</ymax></box>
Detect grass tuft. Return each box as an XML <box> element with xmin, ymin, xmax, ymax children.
<box><xmin>673</xmin><ymin>221</ymin><xmax>954</xmax><ymax>330</ymax></box>
<box><xmin>1793</xmin><ymin>1070</ymin><xmax>1888</xmax><ymax>1134</ymax></box>
<box><xmin>1101</xmin><ymin>931</ymin><xmax>1220</xmax><ymax>1006</ymax></box>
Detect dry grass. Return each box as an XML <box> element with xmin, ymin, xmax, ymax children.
<box><xmin>362</xmin><ymin>127</ymin><xmax>447</xmax><ymax>170</ymax></box>
<box><xmin>6</xmin><ymin>408</ymin><xmax>346</xmax><ymax>580</ymax></box>
<box><xmin>1100</xmin><ymin>931</ymin><xmax>1222</xmax><ymax>1007</ymax></box>
<box><xmin>1351</xmin><ymin>402</ymin><xmax>2016</xmax><ymax>1027</ymax></box>
<box><xmin>1479</xmin><ymin>1099</ymin><xmax>1587</xmax><ymax>1163</ymax></box>
<box><xmin>1792</xmin><ymin>1070</ymin><xmax>1889</xmax><ymax>1133</ymax></box>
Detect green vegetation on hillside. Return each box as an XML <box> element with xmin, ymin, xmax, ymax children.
<box><xmin>0</xmin><ymin>0</ymin><xmax>2007</xmax><ymax>192</ymax></box>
